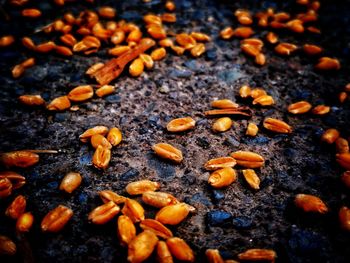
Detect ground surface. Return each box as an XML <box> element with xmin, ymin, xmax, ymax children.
<box><xmin>0</xmin><ymin>0</ymin><xmax>350</xmax><ymax>262</ymax></box>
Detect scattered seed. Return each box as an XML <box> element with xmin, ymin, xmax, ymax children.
<box><xmin>263</xmin><ymin>118</ymin><xmax>292</xmax><ymax>133</ymax></box>
<box><xmin>18</xmin><ymin>95</ymin><xmax>45</xmax><ymax>106</ymax></box>
<box><xmin>312</xmin><ymin>105</ymin><xmax>330</xmax><ymax>115</ymax></box>
<box><xmin>139</xmin><ymin>53</ymin><xmax>154</xmax><ymax>70</ymax></box>
<box><xmin>166</xmin><ymin>237</ymin><xmax>195</xmax><ymax>262</ymax></box>
<box><xmin>68</xmin><ymin>85</ymin><xmax>94</xmax><ymax>102</ymax></box>
<box><xmin>152</xmin><ymin>143</ymin><xmax>183</xmax><ymax>163</ymax></box>
<box><xmin>107</xmin><ymin>127</ymin><xmax>122</xmax><ymax>146</ymax></box>
<box><xmin>59</xmin><ymin>172</ymin><xmax>82</xmax><ymax>194</ymax></box>
<box><xmin>80</xmin><ymin>126</ymin><xmax>109</xmax><ymax>143</ymax></box>
<box><xmin>250</xmin><ymin>88</ymin><xmax>267</xmax><ymax>99</ymax></box>
<box><xmin>231</xmin><ymin>151</ymin><xmax>264</xmax><ymax>168</ymax></box>
<box><xmin>191</xmin><ymin>43</ymin><xmax>206</xmax><ymax>57</ymax></box>
<box><xmin>233</xmin><ymin>27</ymin><xmax>254</xmax><ymax>38</ymax></box>
<box><xmin>41</xmin><ymin>205</ymin><xmax>73</xmax><ymax>232</ymax></box>
<box><xmin>16</xmin><ymin>212</ymin><xmax>34</xmax><ymax>232</ymax></box>
<box><xmin>315</xmin><ymin>57</ymin><xmax>340</xmax><ymax>71</ymax></box>
<box><xmin>294</xmin><ymin>194</ymin><xmax>328</xmax><ymax>213</ymax></box>
<box><xmin>0</xmin><ymin>235</ymin><xmax>16</xmax><ymax>255</ymax></box>
<box><xmin>156</xmin><ymin>203</ymin><xmax>190</xmax><ymax>225</ymax></box>
<box><xmin>88</xmin><ymin>201</ymin><xmax>120</xmax><ymax>224</ymax></box>
<box><xmin>246</xmin><ymin>123</ymin><xmax>258</xmax><ymax>136</ymax></box>
<box><xmin>142</xmin><ymin>191</ymin><xmax>178</xmax><ymax>208</ymax></box>
<box><xmin>129</xmin><ymin>58</ymin><xmax>145</xmax><ymax>77</ymax></box>
<box><xmin>122</xmin><ymin>198</ymin><xmax>145</xmax><ymax>223</ymax></box>
<box><xmin>0</xmin><ymin>151</ymin><xmax>39</xmax><ymax>168</ymax></box>
<box><xmin>0</xmin><ymin>171</ymin><xmax>25</xmax><ymax>190</ymax></box>
<box><xmin>288</xmin><ymin>101</ymin><xmax>312</xmax><ymax>114</ymax></box>
<box><xmin>336</xmin><ymin>153</ymin><xmax>350</xmax><ymax>170</ymax></box>
<box><xmin>321</xmin><ymin>128</ymin><xmax>340</xmax><ymax>144</ymax></box>
<box><xmin>0</xmin><ymin>35</ymin><xmax>15</xmax><ymax>47</ymax></box>
<box><xmin>157</xmin><ymin>241</ymin><xmax>174</xmax><ymax>263</ymax></box>
<box><xmin>275</xmin><ymin>42</ymin><xmax>298</xmax><ymax>56</ymax></box>
<box><xmin>205</xmin><ymin>249</ymin><xmax>225</xmax><ymax>263</ymax></box>
<box><xmin>96</xmin><ymin>85</ymin><xmax>115</xmax><ymax>97</ymax></box>
<box><xmin>98</xmin><ymin>6</ymin><xmax>116</xmax><ymax>19</ymax></box>
<box><xmin>140</xmin><ymin>219</ymin><xmax>173</xmax><ymax>239</ymax></box>
<box><xmin>22</xmin><ymin>8</ymin><xmax>41</xmax><ymax>18</ymax></box>
<box><xmin>252</xmin><ymin>95</ymin><xmax>274</xmax><ymax>106</ymax></box>
<box><xmin>266</xmin><ymin>32</ymin><xmax>278</xmax><ymax>44</ymax></box>
<box><xmin>5</xmin><ymin>195</ymin><xmax>26</xmax><ymax>219</ymax></box>
<box><xmin>167</xmin><ymin>117</ymin><xmax>196</xmax><ymax>132</ymax></box>
<box><xmin>339</xmin><ymin>206</ymin><xmax>350</xmax><ymax>231</ymax></box>
<box><xmin>220</xmin><ymin>27</ymin><xmax>235</xmax><ymax>40</ymax></box>
<box><xmin>204</xmin><ymin>157</ymin><xmax>237</xmax><ymax>171</ymax></box>
<box><xmin>208</xmin><ymin>167</ymin><xmax>237</xmax><ymax>189</ymax></box>
<box><xmin>238</xmin><ymin>249</ymin><xmax>276</xmax><ymax>262</ymax></box>
<box><xmin>0</xmin><ymin>178</ymin><xmax>12</xmax><ymax>199</ymax></box>
<box><xmin>335</xmin><ymin>138</ymin><xmax>349</xmax><ymax>153</ymax></box>
<box><xmin>151</xmin><ymin>47</ymin><xmax>167</xmax><ymax>61</ymax></box>
<box><xmin>211</xmin><ymin>99</ymin><xmax>239</xmax><ymax>109</ymax></box>
<box><xmin>126</xmin><ymin>180</ymin><xmax>160</xmax><ymax>195</ymax></box>
<box><xmin>92</xmin><ymin>145</ymin><xmax>111</xmax><ymax>169</ymax></box>
<box><xmin>239</xmin><ymin>85</ymin><xmax>251</xmax><ymax>98</ymax></box>
<box><xmin>242</xmin><ymin>169</ymin><xmax>260</xmax><ymax>190</ymax></box>
<box><xmin>212</xmin><ymin>117</ymin><xmax>232</xmax><ymax>132</ymax></box>
<box><xmin>118</xmin><ymin>215</ymin><xmax>136</xmax><ymax>246</ymax></box>
<box><xmin>127</xmin><ymin>230</ymin><xmax>158</xmax><ymax>263</ymax></box>
<box><xmin>99</xmin><ymin>190</ymin><xmax>126</xmax><ymax>204</ymax></box>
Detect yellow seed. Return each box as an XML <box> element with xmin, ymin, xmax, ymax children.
<box><xmin>255</xmin><ymin>53</ymin><xmax>266</xmax><ymax>66</ymax></box>
<box><xmin>68</xmin><ymin>85</ymin><xmax>94</xmax><ymax>102</ymax></box>
<box><xmin>165</xmin><ymin>1</ymin><xmax>176</xmax><ymax>11</ymax></box>
<box><xmin>98</xmin><ymin>6</ymin><xmax>116</xmax><ymax>19</ymax></box>
<box><xmin>0</xmin><ymin>235</ymin><xmax>16</xmax><ymax>255</ymax></box>
<box><xmin>92</xmin><ymin>145</ymin><xmax>111</xmax><ymax>169</ymax></box>
<box><xmin>142</xmin><ymin>191</ymin><xmax>178</xmax><ymax>208</ymax></box>
<box><xmin>294</xmin><ymin>194</ymin><xmax>328</xmax><ymax>213</ymax></box>
<box><xmin>266</xmin><ymin>32</ymin><xmax>278</xmax><ymax>44</ymax></box>
<box><xmin>129</xmin><ymin>58</ymin><xmax>144</xmax><ymax>77</ymax></box>
<box><xmin>0</xmin><ymin>151</ymin><xmax>39</xmax><ymax>168</ymax></box>
<box><xmin>126</xmin><ymin>180</ymin><xmax>160</xmax><ymax>195</ymax></box>
<box><xmin>107</xmin><ymin>127</ymin><xmax>122</xmax><ymax>146</ymax></box>
<box><xmin>339</xmin><ymin>206</ymin><xmax>350</xmax><ymax>231</ymax></box>
<box><xmin>263</xmin><ymin>118</ymin><xmax>292</xmax><ymax>133</ymax></box>
<box><xmin>220</xmin><ymin>27</ymin><xmax>234</xmax><ymax>39</ymax></box>
<box><xmin>0</xmin><ymin>35</ymin><xmax>15</xmax><ymax>47</ymax></box>
<box><xmin>176</xmin><ymin>33</ymin><xmax>196</xmax><ymax>49</ymax></box>
<box><xmin>88</xmin><ymin>201</ymin><xmax>120</xmax><ymax>224</ymax></box>
<box><xmin>41</xmin><ymin>205</ymin><xmax>73</xmax><ymax>232</ymax></box>
<box><xmin>60</xmin><ymin>34</ymin><xmax>77</xmax><ymax>47</ymax></box>
<box><xmin>170</xmin><ymin>45</ymin><xmax>185</xmax><ymax>55</ymax></box>
<box><xmin>315</xmin><ymin>57</ymin><xmax>340</xmax><ymax>71</ymax></box>
<box><xmin>321</xmin><ymin>128</ymin><xmax>340</xmax><ymax>144</ymax></box>
<box><xmin>212</xmin><ymin>117</ymin><xmax>232</xmax><ymax>132</ymax></box>
<box><xmin>159</xmin><ymin>38</ymin><xmax>174</xmax><ymax>47</ymax></box>
<box><xmin>143</xmin><ymin>14</ymin><xmax>162</xmax><ymax>26</ymax></box>
<box><xmin>36</xmin><ymin>41</ymin><xmax>56</xmax><ymax>53</ymax></box>
<box><xmin>127</xmin><ymin>230</ymin><xmax>158</xmax><ymax>263</ymax></box>
<box><xmin>0</xmin><ymin>178</ymin><xmax>12</xmax><ymax>199</ymax></box>
<box><xmin>239</xmin><ymin>85</ymin><xmax>251</xmax><ymax>98</ymax></box>
<box><xmin>19</xmin><ymin>95</ymin><xmax>45</xmax><ymax>106</ymax></box>
<box><xmin>111</xmin><ymin>30</ymin><xmax>125</xmax><ymax>45</ymax></box>
<box><xmin>5</xmin><ymin>195</ymin><xmax>26</xmax><ymax>219</ymax></box>
<box><xmin>91</xmin><ymin>134</ymin><xmax>112</xmax><ymax>149</ymax></box>
<box><xmin>238</xmin><ymin>249</ymin><xmax>276</xmax><ymax>262</ymax></box>
<box><xmin>161</xmin><ymin>13</ymin><xmax>176</xmax><ymax>23</ymax></box>
<box><xmin>99</xmin><ymin>190</ymin><xmax>126</xmax><ymax>204</ymax></box>
<box><xmin>139</xmin><ymin>54</ymin><xmax>154</xmax><ymax>70</ymax></box>
<box><xmin>231</xmin><ymin>151</ymin><xmax>264</xmax><ymax>168</ymax></box>
<box><xmin>211</xmin><ymin>99</ymin><xmax>239</xmax><ymax>109</ymax></box>
<box><xmin>246</xmin><ymin>123</ymin><xmax>258</xmax><ymax>136</ymax></box>
<box><xmin>336</xmin><ymin>138</ymin><xmax>349</xmax><ymax>153</ymax></box>
<box><xmin>96</xmin><ymin>85</ymin><xmax>115</xmax><ymax>97</ymax></box>
<box><xmin>336</xmin><ymin>153</ymin><xmax>350</xmax><ymax>170</ymax></box>
<box><xmin>233</xmin><ymin>27</ymin><xmax>254</xmax><ymax>38</ymax></box>
<box><xmin>118</xmin><ymin>215</ymin><xmax>136</xmax><ymax>246</ymax></box>
<box><xmin>157</xmin><ymin>241</ymin><xmax>174</xmax><ymax>263</ymax></box>
<box><xmin>241</xmin><ymin>44</ymin><xmax>260</xmax><ymax>57</ymax></box>
<box><xmin>109</xmin><ymin>45</ymin><xmax>131</xmax><ymax>56</ymax></box>
<box><xmin>252</xmin><ymin>95</ymin><xmax>274</xmax><ymax>106</ymax></box>
<box><xmin>274</xmin><ymin>42</ymin><xmax>298</xmax><ymax>56</ymax></box>
<box><xmin>204</xmin><ymin>157</ymin><xmax>236</xmax><ymax>171</ymax></box>
<box><xmin>140</xmin><ymin>219</ymin><xmax>173</xmax><ymax>239</ymax></box>
<box><xmin>242</xmin><ymin>169</ymin><xmax>260</xmax><ymax>190</ymax></box>
<box><xmin>21</xmin><ymin>37</ymin><xmax>35</xmax><ymax>50</ymax></box>
<box><xmin>151</xmin><ymin>47</ymin><xmax>167</xmax><ymax>61</ymax></box>
<box><xmin>250</xmin><ymin>88</ymin><xmax>267</xmax><ymax>99</ymax></box>
<box><xmin>312</xmin><ymin>105</ymin><xmax>330</xmax><ymax>115</ymax></box>
<box><xmin>155</xmin><ymin>203</ymin><xmax>190</xmax><ymax>225</ymax></box>
<box><xmin>16</xmin><ymin>212</ymin><xmax>34</xmax><ymax>232</ymax></box>
<box><xmin>147</xmin><ymin>25</ymin><xmax>167</xmax><ymax>39</ymax></box>
<box><xmin>205</xmin><ymin>249</ymin><xmax>225</xmax><ymax>263</ymax></box>
<box><xmin>80</xmin><ymin>126</ymin><xmax>109</xmax><ymax>143</ymax></box>
<box><xmin>208</xmin><ymin>167</ymin><xmax>237</xmax><ymax>189</ymax></box>
<box><xmin>59</xmin><ymin>172</ymin><xmax>82</xmax><ymax>194</ymax></box>
<box><xmin>166</xmin><ymin>237</ymin><xmax>195</xmax><ymax>262</ymax></box>
<box><xmin>0</xmin><ymin>171</ymin><xmax>26</xmax><ymax>190</ymax></box>
<box><xmin>152</xmin><ymin>143</ymin><xmax>183</xmax><ymax>163</ymax></box>
<box><xmin>339</xmin><ymin>92</ymin><xmax>348</xmax><ymax>103</ymax></box>
<box><xmin>55</xmin><ymin>45</ymin><xmax>73</xmax><ymax>56</ymax></box>
<box><xmin>190</xmin><ymin>32</ymin><xmax>211</xmax><ymax>42</ymax></box>
<box><xmin>303</xmin><ymin>44</ymin><xmax>323</xmax><ymax>56</ymax></box>
<box><xmin>166</xmin><ymin>117</ymin><xmax>196</xmax><ymax>132</ymax></box>
<box><xmin>190</xmin><ymin>43</ymin><xmax>205</xmax><ymax>57</ymax></box>
<box><xmin>288</xmin><ymin>101</ymin><xmax>312</xmax><ymax>114</ymax></box>
<box><xmin>341</xmin><ymin>171</ymin><xmax>350</xmax><ymax>189</ymax></box>
<box><xmin>122</xmin><ymin>198</ymin><xmax>145</xmax><ymax>223</ymax></box>
<box><xmin>12</xmin><ymin>64</ymin><xmax>25</xmax><ymax>78</ymax></box>
<box><xmin>127</xmin><ymin>29</ymin><xmax>142</xmax><ymax>43</ymax></box>
<box><xmin>22</xmin><ymin>8</ymin><xmax>41</xmax><ymax>18</ymax></box>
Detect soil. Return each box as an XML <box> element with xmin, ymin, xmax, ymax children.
<box><xmin>0</xmin><ymin>0</ymin><xmax>350</xmax><ymax>262</ymax></box>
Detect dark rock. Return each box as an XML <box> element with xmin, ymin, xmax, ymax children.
<box><xmin>185</xmin><ymin>192</ymin><xmax>212</xmax><ymax>207</ymax></box>
<box><xmin>147</xmin><ymin>154</ymin><xmax>175</xmax><ymax>181</ymax></box>
<box><xmin>120</xmin><ymin>168</ymin><xmax>140</xmax><ymax>181</ymax></box>
<box><xmin>169</xmin><ymin>68</ymin><xmax>192</xmax><ymax>79</ymax></box>
<box><xmin>105</xmin><ymin>95</ymin><xmax>121</xmax><ymax>103</ymax></box>
<box><xmin>217</xmin><ymin>68</ymin><xmax>243</xmax><ymax>84</ymax></box>
<box><xmin>232</xmin><ymin>216</ymin><xmax>253</xmax><ymax>229</ymax></box>
<box><xmin>207</xmin><ymin>210</ymin><xmax>232</xmax><ymax>227</ymax></box>
<box><xmin>211</xmin><ymin>190</ymin><xmax>225</xmax><ymax>202</ymax></box>
<box><xmin>196</xmin><ymin>137</ymin><xmax>210</xmax><ymax>149</ymax></box>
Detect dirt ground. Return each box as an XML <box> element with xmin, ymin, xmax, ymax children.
<box><xmin>0</xmin><ymin>0</ymin><xmax>349</xmax><ymax>262</ymax></box>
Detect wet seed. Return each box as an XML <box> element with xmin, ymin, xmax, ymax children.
<box><xmin>336</xmin><ymin>138</ymin><xmax>349</xmax><ymax>153</ymax></box>
<box><xmin>0</xmin><ymin>179</ymin><xmax>12</xmax><ymax>199</ymax></box>
<box><xmin>252</xmin><ymin>95</ymin><xmax>274</xmax><ymax>106</ymax></box>
<box><xmin>312</xmin><ymin>105</ymin><xmax>330</xmax><ymax>115</ymax></box>
<box><xmin>139</xmin><ymin>54</ymin><xmax>154</xmax><ymax>70</ymax></box>
<box><xmin>151</xmin><ymin>47</ymin><xmax>167</xmax><ymax>61</ymax></box>
<box><xmin>336</xmin><ymin>153</ymin><xmax>350</xmax><ymax>170</ymax></box>
<box><xmin>239</xmin><ymin>85</ymin><xmax>251</xmax><ymax>98</ymax></box>
<box><xmin>315</xmin><ymin>57</ymin><xmax>340</xmax><ymax>71</ymax></box>
<box><xmin>211</xmin><ymin>99</ymin><xmax>239</xmax><ymax>109</ymax></box>
<box><xmin>339</xmin><ymin>206</ymin><xmax>350</xmax><ymax>231</ymax></box>
<box><xmin>288</xmin><ymin>101</ymin><xmax>312</xmax><ymax>114</ymax></box>
<box><xmin>341</xmin><ymin>171</ymin><xmax>350</xmax><ymax>189</ymax></box>
<box><xmin>220</xmin><ymin>27</ymin><xmax>234</xmax><ymax>40</ymax></box>
<box><xmin>191</xmin><ymin>43</ymin><xmax>205</xmax><ymax>57</ymax></box>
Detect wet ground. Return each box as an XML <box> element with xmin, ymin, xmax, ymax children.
<box><xmin>0</xmin><ymin>0</ymin><xmax>350</xmax><ymax>262</ymax></box>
